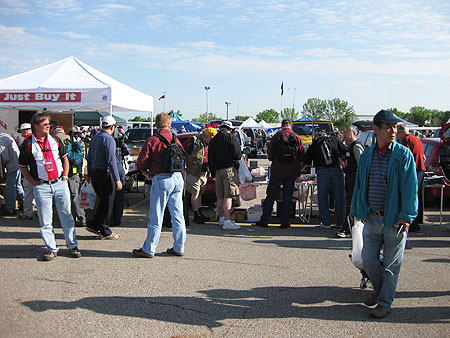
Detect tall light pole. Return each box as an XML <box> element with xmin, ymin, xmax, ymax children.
<box><xmin>225</xmin><ymin>101</ymin><xmax>231</xmax><ymax>120</ymax></box>
<box><xmin>204</xmin><ymin>86</ymin><xmax>210</xmax><ymax>121</ymax></box>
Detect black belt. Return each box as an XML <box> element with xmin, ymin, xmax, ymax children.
<box><xmin>38</xmin><ymin>177</ymin><xmax>61</xmax><ymax>184</ymax></box>
<box><xmin>370</xmin><ymin>209</ymin><xmax>384</xmax><ymax>216</ymax></box>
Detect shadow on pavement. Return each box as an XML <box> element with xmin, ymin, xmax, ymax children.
<box><xmin>21</xmin><ymin>286</ymin><xmax>450</xmax><ymax>326</ymax></box>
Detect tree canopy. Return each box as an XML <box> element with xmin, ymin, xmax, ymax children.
<box><xmin>256</xmin><ymin>109</ymin><xmax>279</xmax><ymax>123</ymax></box>
<box><xmin>281</xmin><ymin>107</ymin><xmax>299</xmax><ymax>122</ymax></box>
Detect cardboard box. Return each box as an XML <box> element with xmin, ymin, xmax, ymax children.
<box><xmin>247</xmin><ymin>205</ymin><xmax>263</xmax><ymax>222</ymax></box>
<box><xmin>231</xmin><ymin>208</ymin><xmax>247</xmax><ymax>222</ymax></box>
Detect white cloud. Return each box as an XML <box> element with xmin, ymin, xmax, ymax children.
<box><xmin>35</xmin><ymin>0</ymin><xmax>82</xmax><ymax>16</ymax></box>
<box><xmin>0</xmin><ymin>0</ymin><xmax>31</xmax><ymax>15</ymax></box>
<box><xmin>61</xmin><ymin>31</ymin><xmax>91</xmax><ymax>39</ymax></box>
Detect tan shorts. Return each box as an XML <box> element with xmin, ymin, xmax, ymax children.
<box><xmin>185</xmin><ymin>172</ymin><xmax>208</xmax><ymax>198</ymax></box>
<box><xmin>215</xmin><ymin>167</ymin><xmax>240</xmax><ymax>199</ymax></box>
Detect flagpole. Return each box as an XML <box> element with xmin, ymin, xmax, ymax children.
<box><xmin>280</xmin><ymin>81</ymin><xmax>284</xmax><ymax>119</ymax></box>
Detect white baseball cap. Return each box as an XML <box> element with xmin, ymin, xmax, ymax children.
<box><xmin>19</xmin><ymin>123</ymin><xmax>32</xmax><ymax>130</ymax></box>
<box><xmin>100</xmin><ymin>116</ymin><xmax>116</xmax><ymax>127</ymax></box>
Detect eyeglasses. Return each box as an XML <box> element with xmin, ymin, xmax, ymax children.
<box><xmin>41</xmin><ymin>123</ymin><xmax>50</xmax><ymax>126</ymax></box>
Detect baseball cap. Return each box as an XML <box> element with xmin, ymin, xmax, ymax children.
<box><xmin>19</xmin><ymin>123</ymin><xmax>31</xmax><ymax>130</ymax></box>
<box><xmin>101</xmin><ymin>116</ymin><xmax>116</xmax><ymax>127</ymax></box>
<box><xmin>54</xmin><ymin>125</ymin><xmax>64</xmax><ymax>133</ymax></box>
<box><xmin>219</xmin><ymin>121</ymin><xmax>233</xmax><ymax>129</ymax></box>
<box><xmin>373</xmin><ymin>109</ymin><xmax>402</xmax><ymax>125</ymax></box>
<box><xmin>71</xmin><ymin>126</ymin><xmax>81</xmax><ymax>133</ymax></box>
<box><xmin>204</xmin><ymin>127</ymin><xmax>218</xmax><ymax>138</ymax></box>
<box><xmin>281</xmin><ymin>119</ymin><xmax>292</xmax><ymax>126</ymax></box>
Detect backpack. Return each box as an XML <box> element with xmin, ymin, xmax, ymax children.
<box><xmin>276</xmin><ymin>133</ymin><xmax>299</xmax><ymax>162</ymax></box>
<box><xmin>318</xmin><ymin>136</ymin><xmax>335</xmax><ymax>166</ymax></box>
<box><xmin>156</xmin><ymin>133</ymin><xmax>185</xmax><ymax>173</ymax></box>
<box><xmin>65</xmin><ymin>137</ymin><xmax>84</xmax><ymax>175</ymax></box>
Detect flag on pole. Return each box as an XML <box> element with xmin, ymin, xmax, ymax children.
<box><xmin>281</xmin><ymin>82</ymin><xmax>284</xmax><ymax>96</ymax></box>
<box><xmin>159</xmin><ymin>95</ymin><xmax>165</xmax><ymax>100</ymax></box>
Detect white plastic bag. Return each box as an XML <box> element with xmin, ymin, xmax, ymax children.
<box><xmin>238</xmin><ymin>157</ymin><xmax>252</xmax><ymax>185</ymax></box>
<box><xmin>79</xmin><ymin>181</ymin><xmax>96</xmax><ymax>210</ymax></box>
<box><xmin>351</xmin><ymin>219</ymin><xmax>364</xmax><ymax>269</ymax></box>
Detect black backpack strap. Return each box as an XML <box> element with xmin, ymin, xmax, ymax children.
<box><xmin>156</xmin><ymin>133</ymin><xmax>171</xmax><ymax>147</ymax></box>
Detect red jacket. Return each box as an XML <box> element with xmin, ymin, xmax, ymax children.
<box><xmin>402</xmin><ymin>134</ymin><xmax>426</xmax><ymax>172</ymax></box>
<box><xmin>136</xmin><ymin>129</ymin><xmax>184</xmax><ymax>176</ymax></box>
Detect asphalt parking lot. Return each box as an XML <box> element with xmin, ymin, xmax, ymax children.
<box><xmin>1</xmin><ymin>157</ymin><xmax>449</xmax><ymax>337</ymax></box>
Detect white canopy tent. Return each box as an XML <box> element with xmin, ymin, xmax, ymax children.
<box><xmin>258</xmin><ymin>120</ymin><xmax>272</xmax><ymax>129</ymax></box>
<box><xmin>0</xmin><ymin>56</ymin><xmax>153</xmax><ymax>113</ymax></box>
<box><xmin>239</xmin><ymin>117</ymin><xmax>261</xmax><ymax>129</ymax></box>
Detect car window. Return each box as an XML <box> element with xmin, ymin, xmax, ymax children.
<box><xmin>421</xmin><ymin>141</ymin><xmax>435</xmax><ymax>159</ymax></box>
<box><xmin>123</xmin><ymin>129</ymin><xmax>157</xmax><ymax>143</ymax></box>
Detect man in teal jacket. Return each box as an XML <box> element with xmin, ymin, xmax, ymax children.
<box><xmin>350</xmin><ymin>109</ymin><xmax>418</xmax><ymax>319</ymax></box>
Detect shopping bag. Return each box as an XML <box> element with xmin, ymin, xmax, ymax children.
<box><xmin>351</xmin><ymin>219</ymin><xmax>364</xmax><ymax>269</ymax></box>
<box><xmin>238</xmin><ymin>157</ymin><xmax>252</xmax><ymax>185</ymax></box>
<box><xmin>240</xmin><ymin>184</ymin><xmax>257</xmax><ymax>201</ymax></box>
<box><xmin>79</xmin><ymin>181</ymin><xmax>96</xmax><ymax>210</ymax></box>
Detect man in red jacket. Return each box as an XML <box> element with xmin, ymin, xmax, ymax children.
<box><xmin>397</xmin><ymin>123</ymin><xmax>426</xmax><ymax>232</ymax></box>
<box><xmin>255</xmin><ymin>119</ymin><xmax>305</xmax><ymax>228</ymax></box>
<box><xmin>132</xmin><ymin>113</ymin><xmax>186</xmax><ymax>258</ymax></box>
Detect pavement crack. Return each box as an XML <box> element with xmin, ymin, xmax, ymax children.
<box><xmin>34</xmin><ymin>277</ymin><xmax>77</xmax><ymax>285</ymax></box>
<box><xmin>187</xmin><ymin>257</ymin><xmax>288</xmax><ymax>269</ymax></box>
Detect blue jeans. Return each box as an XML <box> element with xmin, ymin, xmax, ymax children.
<box><xmin>33</xmin><ymin>179</ymin><xmax>78</xmax><ymax>252</ymax></box>
<box><xmin>108</xmin><ymin>164</ymin><xmax>126</xmax><ymax>227</ymax></box>
<box><xmin>5</xmin><ymin>170</ymin><xmax>24</xmax><ymax>211</ymax></box>
<box><xmin>316</xmin><ymin>167</ymin><xmax>345</xmax><ymax>227</ymax></box>
<box><xmin>362</xmin><ymin>214</ymin><xmax>407</xmax><ymax>307</ymax></box>
<box><xmin>260</xmin><ymin>176</ymin><xmax>296</xmax><ymax>225</ymax></box>
<box><xmin>141</xmin><ymin>172</ymin><xmax>186</xmax><ymax>255</ymax></box>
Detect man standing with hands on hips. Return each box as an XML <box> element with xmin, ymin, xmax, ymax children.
<box><xmin>350</xmin><ymin>109</ymin><xmax>417</xmax><ymax>318</ymax></box>
<box><xmin>18</xmin><ymin>112</ymin><xmax>80</xmax><ymax>261</ymax></box>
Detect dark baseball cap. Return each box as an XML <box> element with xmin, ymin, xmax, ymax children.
<box><xmin>281</xmin><ymin>119</ymin><xmax>292</xmax><ymax>126</ymax></box>
<box><xmin>373</xmin><ymin>109</ymin><xmax>402</xmax><ymax>125</ymax></box>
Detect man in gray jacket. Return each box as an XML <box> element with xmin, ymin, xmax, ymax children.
<box><xmin>0</xmin><ymin>133</ymin><xmax>24</xmax><ymax>215</ymax></box>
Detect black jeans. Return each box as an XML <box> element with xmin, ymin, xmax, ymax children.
<box><xmin>89</xmin><ymin>169</ymin><xmax>114</xmax><ymax>236</ymax></box>
<box><xmin>340</xmin><ymin>172</ymin><xmax>356</xmax><ymax>233</ymax></box>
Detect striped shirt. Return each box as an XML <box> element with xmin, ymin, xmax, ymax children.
<box><xmin>368</xmin><ymin>144</ymin><xmax>392</xmax><ymax>211</ymax></box>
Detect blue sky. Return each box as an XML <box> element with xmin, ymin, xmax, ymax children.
<box><xmin>1</xmin><ymin>0</ymin><xmax>450</xmax><ymax>121</ymax></box>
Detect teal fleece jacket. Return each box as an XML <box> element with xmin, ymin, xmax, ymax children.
<box><xmin>350</xmin><ymin>141</ymin><xmax>418</xmax><ymax>227</ymax></box>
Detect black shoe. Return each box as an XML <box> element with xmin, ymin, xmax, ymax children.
<box><xmin>199</xmin><ymin>209</ymin><xmax>210</xmax><ymax>221</ymax></box>
<box><xmin>255</xmin><ymin>220</ymin><xmax>268</xmax><ymax>228</ymax></box>
<box><xmin>69</xmin><ymin>247</ymin><xmax>81</xmax><ymax>258</ymax></box>
<box><xmin>280</xmin><ymin>223</ymin><xmax>290</xmax><ymax>229</ymax></box>
<box><xmin>194</xmin><ymin>214</ymin><xmax>205</xmax><ymax>224</ymax></box>
<box><xmin>0</xmin><ymin>209</ymin><xmax>16</xmax><ymax>216</ymax></box>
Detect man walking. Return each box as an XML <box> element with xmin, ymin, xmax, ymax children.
<box><xmin>256</xmin><ymin>119</ymin><xmax>304</xmax><ymax>228</ymax></box>
<box><xmin>18</xmin><ymin>113</ymin><xmax>80</xmax><ymax>261</ymax></box>
<box><xmin>300</xmin><ymin>129</ymin><xmax>346</xmax><ymax>230</ymax></box>
<box><xmin>132</xmin><ymin>113</ymin><xmax>186</xmax><ymax>258</ymax></box>
<box><xmin>208</xmin><ymin>121</ymin><xmax>242</xmax><ymax>230</ymax></box>
<box><xmin>397</xmin><ymin>123</ymin><xmax>426</xmax><ymax>232</ymax></box>
<box><xmin>336</xmin><ymin>125</ymin><xmax>364</xmax><ymax>238</ymax></box>
<box><xmin>184</xmin><ymin>127</ymin><xmax>217</xmax><ymax>224</ymax></box>
<box><xmin>0</xmin><ymin>133</ymin><xmax>24</xmax><ymax>216</ymax></box>
<box><xmin>18</xmin><ymin>123</ymin><xmax>35</xmax><ymax>220</ymax></box>
<box><xmin>351</xmin><ymin>109</ymin><xmax>418</xmax><ymax>318</ymax></box>
<box><xmin>86</xmin><ymin>116</ymin><xmax>121</xmax><ymax>240</ymax></box>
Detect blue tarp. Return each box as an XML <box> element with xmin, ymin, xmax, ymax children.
<box><xmin>169</xmin><ymin>112</ymin><xmax>185</xmax><ymax>121</ymax></box>
<box><xmin>171</xmin><ymin>120</ymin><xmax>204</xmax><ymax>133</ymax></box>
<box><xmin>296</xmin><ymin>117</ymin><xmax>312</xmax><ymax>122</ymax></box>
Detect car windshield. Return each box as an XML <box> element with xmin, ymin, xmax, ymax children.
<box><xmin>421</xmin><ymin>141</ymin><xmax>435</xmax><ymax>160</ymax></box>
<box><xmin>123</xmin><ymin>129</ymin><xmax>156</xmax><ymax>143</ymax></box>
<box><xmin>292</xmin><ymin>123</ymin><xmax>333</xmax><ymax>136</ymax></box>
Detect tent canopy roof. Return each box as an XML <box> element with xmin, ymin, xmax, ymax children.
<box><xmin>74</xmin><ymin>111</ymin><xmax>126</xmax><ymax>126</ymax></box>
<box><xmin>239</xmin><ymin>117</ymin><xmax>261</xmax><ymax>129</ymax></box>
<box><xmin>0</xmin><ymin>56</ymin><xmax>153</xmax><ymax>112</ymax></box>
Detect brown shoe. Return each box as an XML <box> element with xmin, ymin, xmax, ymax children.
<box><xmin>132</xmin><ymin>248</ymin><xmax>154</xmax><ymax>258</ymax></box>
<box><xmin>69</xmin><ymin>247</ymin><xmax>81</xmax><ymax>258</ymax></box>
<box><xmin>99</xmin><ymin>233</ymin><xmax>120</xmax><ymax>240</ymax></box>
<box><xmin>364</xmin><ymin>293</ymin><xmax>378</xmax><ymax>306</ymax></box>
<box><xmin>166</xmin><ymin>247</ymin><xmax>183</xmax><ymax>256</ymax></box>
<box><xmin>42</xmin><ymin>251</ymin><xmax>57</xmax><ymax>261</ymax></box>
<box><xmin>370</xmin><ymin>304</ymin><xmax>391</xmax><ymax>318</ymax></box>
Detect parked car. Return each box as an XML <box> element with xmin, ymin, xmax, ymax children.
<box><xmin>421</xmin><ymin>138</ymin><xmax>450</xmax><ymax>202</ymax></box>
<box><xmin>356</xmin><ymin>130</ymin><xmax>377</xmax><ymax>148</ymax></box>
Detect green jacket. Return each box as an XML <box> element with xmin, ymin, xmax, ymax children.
<box><xmin>350</xmin><ymin>141</ymin><xmax>418</xmax><ymax>227</ymax></box>
<box><xmin>185</xmin><ymin>135</ymin><xmax>206</xmax><ymax>177</ymax></box>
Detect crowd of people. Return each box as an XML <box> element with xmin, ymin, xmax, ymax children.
<box><xmin>0</xmin><ymin>109</ymin><xmax>429</xmax><ymax>318</ymax></box>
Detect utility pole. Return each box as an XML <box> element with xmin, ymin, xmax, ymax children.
<box><xmin>225</xmin><ymin>101</ymin><xmax>231</xmax><ymax>120</ymax></box>
<box><xmin>204</xmin><ymin>86</ymin><xmax>210</xmax><ymax>121</ymax></box>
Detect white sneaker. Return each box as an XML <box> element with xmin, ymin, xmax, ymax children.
<box><xmin>319</xmin><ymin>222</ymin><xmax>331</xmax><ymax>229</ymax></box>
<box><xmin>218</xmin><ymin>216</ymin><xmax>225</xmax><ymax>226</ymax></box>
<box><xmin>223</xmin><ymin>220</ymin><xmax>241</xmax><ymax>230</ymax></box>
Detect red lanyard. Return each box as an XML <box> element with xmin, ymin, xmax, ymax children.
<box><xmin>37</xmin><ymin>136</ymin><xmax>50</xmax><ymax>160</ymax></box>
